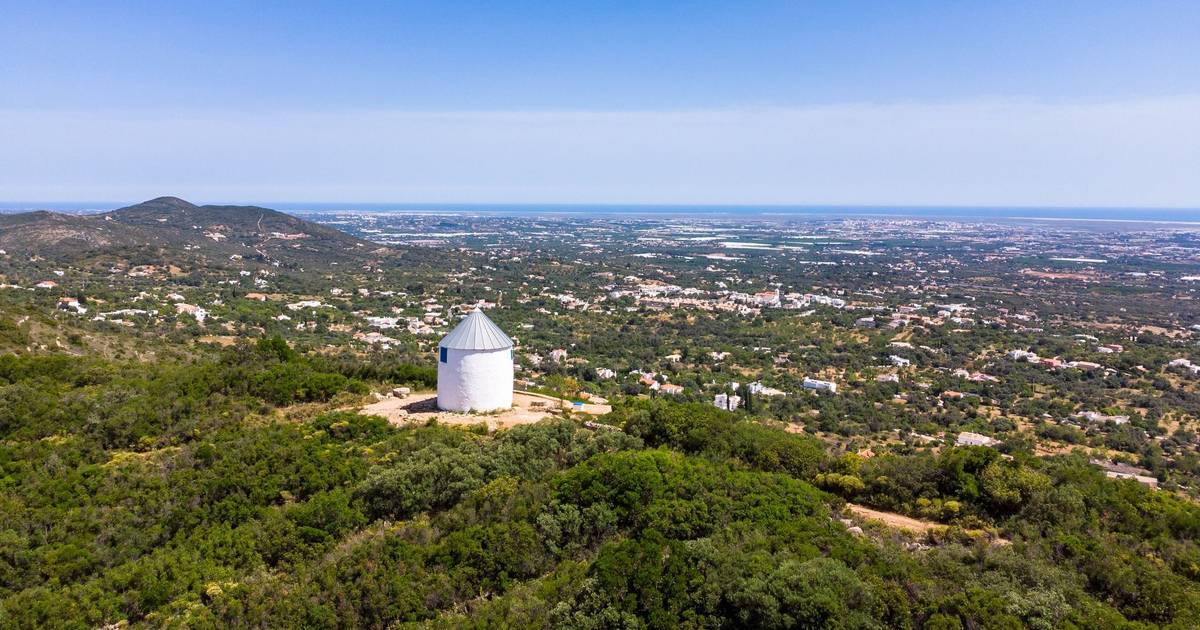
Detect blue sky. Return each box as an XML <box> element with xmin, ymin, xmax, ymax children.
<box><xmin>2</xmin><ymin>1</ymin><xmax>1198</xmax><ymax>206</ymax></box>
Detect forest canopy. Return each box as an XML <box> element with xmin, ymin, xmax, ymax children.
<box><xmin>3</xmin><ymin>348</ymin><xmax>1200</xmax><ymax>628</ymax></box>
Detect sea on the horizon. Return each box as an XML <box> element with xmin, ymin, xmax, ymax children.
<box><xmin>1</xmin><ymin>201</ymin><xmax>1197</xmax><ymax>224</ymax></box>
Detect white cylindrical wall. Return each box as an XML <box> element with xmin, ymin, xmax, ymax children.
<box><xmin>437</xmin><ymin>347</ymin><xmax>514</xmax><ymax>412</ymax></box>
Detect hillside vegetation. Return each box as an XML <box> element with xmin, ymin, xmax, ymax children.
<box><xmin>2</xmin><ymin>344</ymin><xmax>1200</xmax><ymax>628</ymax></box>
<box><xmin>0</xmin><ymin>197</ymin><xmax>388</xmax><ymax>271</ymax></box>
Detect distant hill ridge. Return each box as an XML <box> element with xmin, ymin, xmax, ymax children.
<box><xmin>0</xmin><ymin>196</ymin><xmax>388</xmax><ymax>270</ymax></box>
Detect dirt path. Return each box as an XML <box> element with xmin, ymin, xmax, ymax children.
<box><xmin>846</xmin><ymin>504</ymin><xmax>945</xmax><ymax>534</ymax></box>
<box><xmin>846</xmin><ymin>503</ymin><xmax>1012</xmax><ymax>546</ymax></box>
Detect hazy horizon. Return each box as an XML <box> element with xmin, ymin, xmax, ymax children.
<box><xmin>2</xmin><ymin>199</ymin><xmax>1198</xmax><ymax>225</ymax></box>
<box><xmin>4</xmin><ymin>2</ymin><xmax>1199</xmax><ymax>207</ymax></box>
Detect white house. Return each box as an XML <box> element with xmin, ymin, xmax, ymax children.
<box><xmin>57</xmin><ymin>297</ymin><xmax>86</xmax><ymax>314</ymax></box>
<box><xmin>956</xmin><ymin>431</ymin><xmax>1000</xmax><ymax>447</ymax></box>
<box><xmin>1008</xmin><ymin>349</ymin><xmax>1039</xmax><ymax>362</ymax></box>
<box><xmin>748</xmin><ymin>381</ymin><xmax>786</xmax><ymax>396</ymax></box>
<box><xmin>1075</xmin><ymin>411</ymin><xmax>1130</xmax><ymax>425</ymax></box>
<box><xmin>714</xmin><ymin>393</ymin><xmax>742</xmax><ymax>411</ymax></box>
<box><xmin>802</xmin><ymin>377</ymin><xmax>838</xmax><ymax>394</ymax></box>
<box><xmin>437</xmin><ymin>308</ymin><xmax>514</xmax><ymax>412</ymax></box>
<box><xmin>1169</xmin><ymin>358</ymin><xmax>1200</xmax><ymax>375</ymax></box>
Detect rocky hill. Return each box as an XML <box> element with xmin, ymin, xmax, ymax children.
<box><xmin>0</xmin><ymin>197</ymin><xmax>389</xmax><ymax>271</ymax></box>
<box><xmin>0</xmin><ymin>210</ymin><xmax>161</xmax><ymax>251</ymax></box>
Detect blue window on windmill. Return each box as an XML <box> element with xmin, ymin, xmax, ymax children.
<box><xmin>440</xmin><ymin>347</ymin><xmax>448</xmax><ymax>363</ymax></box>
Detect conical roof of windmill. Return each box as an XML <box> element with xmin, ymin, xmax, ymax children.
<box><xmin>438</xmin><ymin>308</ymin><xmax>513</xmax><ymax>350</ymax></box>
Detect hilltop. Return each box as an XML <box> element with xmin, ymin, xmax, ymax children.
<box><xmin>0</xmin><ymin>196</ymin><xmax>389</xmax><ymax>271</ymax></box>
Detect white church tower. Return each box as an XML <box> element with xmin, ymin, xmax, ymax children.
<box><xmin>436</xmin><ymin>308</ymin><xmax>514</xmax><ymax>412</ymax></box>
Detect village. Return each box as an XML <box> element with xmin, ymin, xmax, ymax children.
<box><xmin>6</xmin><ymin>212</ymin><xmax>1198</xmax><ymax>494</ymax></box>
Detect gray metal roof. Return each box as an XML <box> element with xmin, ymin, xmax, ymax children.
<box><xmin>438</xmin><ymin>308</ymin><xmax>513</xmax><ymax>350</ymax></box>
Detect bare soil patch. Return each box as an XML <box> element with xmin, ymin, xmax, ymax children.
<box><xmin>361</xmin><ymin>390</ymin><xmax>610</xmax><ymax>432</ymax></box>
<box><xmin>847</xmin><ymin>504</ymin><xmax>944</xmax><ymax>534</ymax></box>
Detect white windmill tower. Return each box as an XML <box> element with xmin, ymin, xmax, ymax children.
<box><xmin>436</xmin><ymin>308</ymin><xmax>514</xmax><ymax>412</ymax></box>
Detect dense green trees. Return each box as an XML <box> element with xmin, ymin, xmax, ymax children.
<box><xmin>610</xmin><ymin>399</ymin><xmax>826</xmax><ymax>479</ymax></box>
<box><xmin>5</xmin><ymin>347</ymin><xmax>1200</xmax><ymax>628</ymax></box>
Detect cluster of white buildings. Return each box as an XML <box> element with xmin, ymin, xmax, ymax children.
<box><xmin>951</xmin><ymin>369</ymin><xmax>998</xmax><ymax>383</ymax></box>
<box><xmin>174</xmin><ymin>302</ymin><xmax>208</xmax><ymax>324</ymax></box>
<box><xmin>607</xmin><ymin>277</ymin><xmax>848</xmax><ymax>318</ymax></box>
<box><xmin>363</xmin><ymin>315</ymin><xmax>439</xmax><ymax>336</ymax></box>
<box><xmin>1007</xmin><ymin>349</ymin><xmax>1105</xmax><ymax>372</ymax></box>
